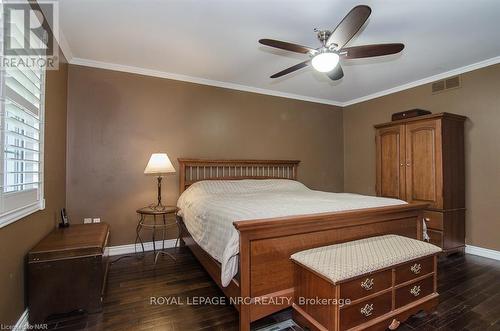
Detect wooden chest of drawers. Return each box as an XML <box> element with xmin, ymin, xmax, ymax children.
<box><xmin>375</xmin><ymin>113</ymin><xmax>467</xmax><ymax>255</ymax></box>
<box><xmin>293</xmin><ymin>255</ymin><xmax>439</xmax><ymax>331</ymax></box>
<box><xmin>27</xmin><ymin>223</ymin><xmax>110</xmax><ymax>323</ymax></box>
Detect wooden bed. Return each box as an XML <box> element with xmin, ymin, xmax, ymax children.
<box><xmin>176</xmin><ymin>158</ymin><xmax>427</xmax><ymax>331</ymax></box>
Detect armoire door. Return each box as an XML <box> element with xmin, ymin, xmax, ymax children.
<box><xmin>376</xmin><ymin>125</ymin><xmax>406</xmax><ymax>199</ymax></box>
<box><xmin>405</xmin><ymin>119</ymin><xmax>443</xmax><ymax>209</ymax></box>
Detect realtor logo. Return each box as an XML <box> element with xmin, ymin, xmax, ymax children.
<box><xmin>2</xmin><ymin>1</ymin><xmax>59</xmax><ymax>69</ymax></box>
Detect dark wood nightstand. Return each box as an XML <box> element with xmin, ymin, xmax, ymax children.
<box><xmin>136</xmin><ymin>206</ymin><xmax>180</xmax><ymax>263</ymax></box>
<box><xmin>27</xmin><ymin>223</ymin><xmax>110</xmax><ymax>323</ymax></box>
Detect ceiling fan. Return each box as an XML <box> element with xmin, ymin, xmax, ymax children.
<box><xmin>259</xmin><ymin>5</ymin><xmax>404</xmax><ymax>81</ymax></box>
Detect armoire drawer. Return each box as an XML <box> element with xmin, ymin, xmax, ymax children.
<box><xmin>427</xmin><ymin>230</ymin><xmax>443</xmax><ymax>248</ymax></box>
<box><xmin>424</xmin><ymin>210</ymin><xmax>443</xmax><ymax>230</ymax></box>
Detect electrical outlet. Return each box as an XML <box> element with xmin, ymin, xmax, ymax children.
<box><xmin>83</xmin><ymin>218</ymin><xmax>92</xmax><ymax>224</ymax></box>
<box><xmin>93</xmin><ymin>218</ymin><xmax>101</xmax><ymax>223</ymax></box>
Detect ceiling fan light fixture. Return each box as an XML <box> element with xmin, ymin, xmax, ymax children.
<box><xmin>311</xmin><ymin>52</ymin><xmax>339</xmax><ymax>73</ymax></box>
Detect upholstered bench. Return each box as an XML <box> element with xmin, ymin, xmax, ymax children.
<box><xmin>291</xmin><ymin>235</ymin><xmax>441</xmax><ymax>331</ymax></box>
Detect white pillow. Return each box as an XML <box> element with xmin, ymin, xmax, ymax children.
<box><xmin>180</xmin><ymin>179</ymin><xmax>307</xmax><ymax>196</ymax></box>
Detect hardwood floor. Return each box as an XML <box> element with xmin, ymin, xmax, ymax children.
<box><xmin>44</xmin><ymin>248</ymin><xmax>500</xmax><ymax>331</ymax></box>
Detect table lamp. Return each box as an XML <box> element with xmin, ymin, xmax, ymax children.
<box><xmin>144</xmin><ymin>153</ymin><xmax>176</xmax><ymax>210</ymax></box>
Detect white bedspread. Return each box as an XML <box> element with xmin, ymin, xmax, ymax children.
<box><xmin>177</xmin><ymin>179</ymin><xmax>406</xmax><ymax>287</ymax></box>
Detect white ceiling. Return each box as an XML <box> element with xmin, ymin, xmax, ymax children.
<box><xmin>58</xmin><ymin>0</ymin><xmax>500</xmax><ymax>106</ymax></box>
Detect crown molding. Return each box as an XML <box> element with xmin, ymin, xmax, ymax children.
<box><xmin>57</xmin><ymin>29</ymin><xmax>74</xmax><ymax>63</ymax></box>
<box><xmin>342</xmin><ymin>55</ymin><xmax>500</xmax><ymax>106</ymax></box>
<box><xmin>69</xmin><ymin>55</ymin><xmax>500</xmax><ymax>108</ymax></box>
<box><xmin>69</xmin><ymin>58</ymin><xmax>344</xmax><ymax>107</ymax></box>
<box><xmin>38</xmin><ymin>3</ymin><xmax>74</xmax><ymax>63</ymax></box>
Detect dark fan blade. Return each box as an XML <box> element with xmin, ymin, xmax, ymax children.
<box><xmin>326</xmin><ymin>5</ymin><xmax>371</xmax><ymax>49</ymax></box>
<box><xmin>259</xmin><ymin>39</ymin><xmax>315</xmax><ymax>54</ymax></box>
<box><xmin>270</xmin><ymin>60</ymin><xmax>310</xmax><ymax>78</ymax></box>
<box><xmin>327</xmin><ymin>64</ymin><xmax>344</xmax><ymax>81</ymax></box>
<box><xmin>341</xmin><ymin>43</ymin><xmax>404</xmax><ymax>59</ymax></box>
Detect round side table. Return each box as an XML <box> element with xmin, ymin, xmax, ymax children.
<box><xmin>135</xmin><ymin>205</ymin><xmax>180</xmax><ymax>264</ymax></box>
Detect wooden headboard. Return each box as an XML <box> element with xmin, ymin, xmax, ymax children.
<box><xmin>178</xmin><ymin>159</ymin><xmax>300</xmax><ymax>193</ymax></box>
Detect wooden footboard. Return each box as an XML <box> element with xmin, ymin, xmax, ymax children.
<box><xmin>234</xmin><ymin>202</ymin><xmax>426</xmax><ymax>330</ymax></box>
<box><xmin>179</xmin><ymin>202</ymin><xmax>426</xmax><ymax>330</ymax></box>
<box><xmin>177</xmin><ymin>158</ymin><xmax>427</xmax><ymax>330</ymax></box>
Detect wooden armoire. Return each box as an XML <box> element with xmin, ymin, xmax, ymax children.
<box><xmin>374</xmin><ymin>112</ymin><xmax>466</xmax><ymax>254</ymax></box>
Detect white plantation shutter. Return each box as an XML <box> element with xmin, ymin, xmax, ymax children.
<box><xmin>0</xmin><ymin>2</ymin><xmax>46</xmax><ymax>227</ymax></box>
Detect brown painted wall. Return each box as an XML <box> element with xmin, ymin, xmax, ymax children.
<box><xmin>344</xmin><ymin>63</ymin><xmax>500</xmax><ymax>251</ymax></box>
<box><xmin>66</xmin><ymin>65</ymin><xmax>344</xmax><ymax>246</ymax></box>
<box><xmin>0</xmin><ymin>59</ymin><xmax>68</xmax><ymax>324</ymax></box>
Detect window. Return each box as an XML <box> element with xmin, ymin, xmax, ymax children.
<box><xmin>0</xmin><ymin>5</ymin><xmax>46</xmax><ymax>227</ymax></box>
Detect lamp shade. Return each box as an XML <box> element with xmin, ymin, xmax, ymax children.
<box><xmin>144</xmin><ymin>153</ymin><xmax>176</xmax><ymax>175</ymax></box>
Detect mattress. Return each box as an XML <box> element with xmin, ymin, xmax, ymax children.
<box><xmin>177</xmin><ymin>179</ymin><xmax>406</xmax><ymax>287</ymax></box>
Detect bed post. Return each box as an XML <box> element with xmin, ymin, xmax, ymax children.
<box><xmin>416</xmin><ymin>208</ymin><xmax>424</xmax><ymax>240</ymax></box>
<box><xmin>239</xmin><ymin>233</ymin><xmax>251</xmax><ymax>331</ymax></box>
<box><xmin>179</xmin><ymin>159</ymin><xmax>186</xmax><ymax>194</ymax></box>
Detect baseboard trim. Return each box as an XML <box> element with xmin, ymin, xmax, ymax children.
<box><xmin>465</xmin><ymin>244</ymin><xmax>500</xmax><ymax>261</ymax></box>
<box><xmin>110</xmin><ymin>243</ymin><xmax>499</xmax><ymax>259</ymax></box>
<box><xmin>13</xmin><ymin>308</ymin><xmax>29</xmax><ymax>331</ymax></box>
<box><xmin>106</xmin><ymin>239</ymin><xmax>177</xmax><ymax>256</ymax></box>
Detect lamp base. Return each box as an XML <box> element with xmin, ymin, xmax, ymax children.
<box><xmin>148</xmin><ymin>176</ymin><xmax>168</xmax><ymax>211</ymax></box>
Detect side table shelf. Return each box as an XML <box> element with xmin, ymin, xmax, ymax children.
<box><xmin>135</xmin><ymin>205</ymin><xmax>181</xmax><ymax>264</ymax></box>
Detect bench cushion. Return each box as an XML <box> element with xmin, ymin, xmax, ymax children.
<box><xmin>291</xmin><ymin>235</ymin><xmax>441</xmax><ymax>284</ymax></box>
